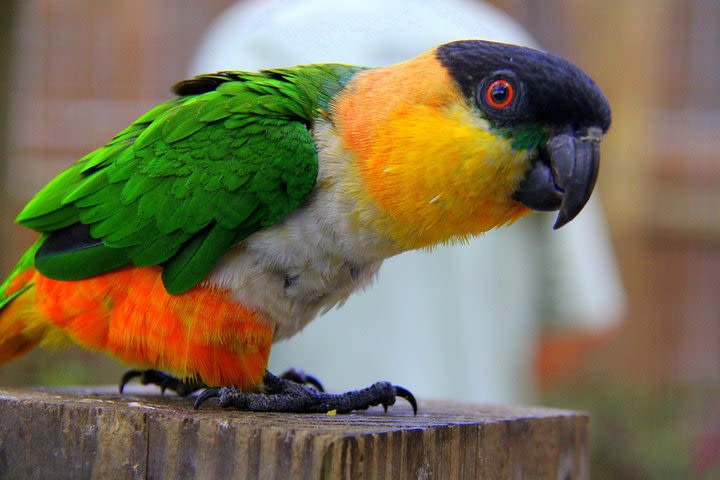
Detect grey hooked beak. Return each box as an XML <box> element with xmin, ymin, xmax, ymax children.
<box><xmin>512</xmin><ymin>126</ymin><xmax>603</xmax><ymax>229</ymax></box>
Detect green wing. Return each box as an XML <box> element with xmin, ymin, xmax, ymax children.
<box><xmin>16</xmin><ymin>65</ymin><xmax>361</xmax><ymax>294</ymax></box>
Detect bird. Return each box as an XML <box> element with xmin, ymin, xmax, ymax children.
<box><xmin>0</xmin><ymin>40</ymin><xmax>610</xmax><ymax>414</ymax></box>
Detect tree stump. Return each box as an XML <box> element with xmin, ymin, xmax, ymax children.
<box><xmin>0</xmin><ymin>386</ymin><xmax>588</xmax><ymax>479</ymax></box>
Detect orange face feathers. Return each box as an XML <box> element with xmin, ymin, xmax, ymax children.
<box><xmin>331</xmin><ymin>48</ymin><xmax>533</xmax><ymax>251</ymax></box>
<box><xmin>332</xmin><ymin>50</ymin><xmax>461</xmax><ymax>155</ymax></box>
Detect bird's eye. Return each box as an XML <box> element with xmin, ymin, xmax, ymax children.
<box><xmin>485</xmin><ymin>79</ymin><xmax>514</xmax><ymax>109</ymax></box>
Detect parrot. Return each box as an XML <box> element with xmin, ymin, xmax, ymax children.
<box><xmin>0</xmin><ymin>40</ymin><xmax>610</xmax><ymax>414</ymax></box>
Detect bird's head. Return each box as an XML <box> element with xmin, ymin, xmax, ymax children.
<box><xmin>330</xmin><ymin>40</ymin><xmax>611</xmax><ymax>251</ymax></box>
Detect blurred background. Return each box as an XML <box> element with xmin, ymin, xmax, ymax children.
<box><xmin>0</xmin><ymin>1</ymin><xmax>718</xmax><ymax>478</ymax></box>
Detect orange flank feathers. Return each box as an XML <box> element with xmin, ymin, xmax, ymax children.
<box><xmin>0</xmin><ymin>266</ymin><xmax>272</xmax><ymax>389</ymax></box>
<box><xmin>332</xmin><ymin>49</ymin><xmax>533</xmax><ymax>251</ymax></box>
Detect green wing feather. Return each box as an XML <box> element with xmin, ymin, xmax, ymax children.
<box><xmin>16</xmin><ymin>64</ymin><xmax>364</xmax><ymax>294</ymax></box>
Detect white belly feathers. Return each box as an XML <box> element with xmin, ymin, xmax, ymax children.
<box><xmin>203</xmin><ymin>120</ymin><xmax>388</xmax><ymax>340</ymax></box>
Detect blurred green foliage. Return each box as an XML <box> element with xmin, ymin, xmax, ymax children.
<box><xmin>0</xmin><ymin>347</ymin><xmax>126</xmax><ymax>387</ymax></box>
<box><xmin>544</xmin><ymin>376</ymin><xmax>720</xmax><ymax>479</ymax></box>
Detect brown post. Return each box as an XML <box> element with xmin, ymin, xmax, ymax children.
<box><xmin>0</xmin><ymin>386</ymin><xmax>588</xmax><ymax>479</ymax></box>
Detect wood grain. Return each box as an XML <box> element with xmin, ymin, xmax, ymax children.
<box><xmin>0</xmin><ymin>386</ymin><xmax>588</xmax><ymax>479</ymax></box>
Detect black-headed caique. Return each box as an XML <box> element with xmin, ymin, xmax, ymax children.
<box><xmin>0</xmin><ymin>40</ymin><xmax>610</xmax><ymax>413</ymax></box>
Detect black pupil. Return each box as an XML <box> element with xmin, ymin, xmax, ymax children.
<box><xmin>490</xmin><ymin>83</ymin><xmax>509</xmax><ymax>104</ymax></box>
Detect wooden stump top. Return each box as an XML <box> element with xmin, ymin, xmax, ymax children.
<box><xmin>0</xmin><ymin>386</ymin><xmax>588</xmax><ymax>479</ymax></box>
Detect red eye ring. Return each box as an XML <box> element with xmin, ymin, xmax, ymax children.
<box><xmin>485</xmin><ymin>79</ymin><xmax>514</xmax><ymax>109</ymax></box>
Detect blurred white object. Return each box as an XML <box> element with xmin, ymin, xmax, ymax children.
<box><xmin>190</xmin><ymin>0</ymin><xmax>536</xmax><ymax>72</ymax></box>
<box><xmin>190</xmin><ymin>0</ymin><xmax>624</xmax><ymax>404</ymax></box>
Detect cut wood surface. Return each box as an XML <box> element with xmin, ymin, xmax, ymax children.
<box><xmin>0</xmin><ymin>386</ymin><xmax>588</xmax><ymax>479</ymax></box>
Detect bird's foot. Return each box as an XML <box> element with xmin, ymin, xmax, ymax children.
<box><xmin>194</xmin><ymin>371</ymin><xmax>417</xmax><ymax>414</ymax></box>
<box><xmin>118</xmin><ymin>369</ymin><xmax>206</xmax><ymax>397</ymax></box>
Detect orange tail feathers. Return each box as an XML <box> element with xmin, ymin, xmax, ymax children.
<box><xmin>0</xmin><ymin>268</ymin><xmax>51</xmax><ymax>364</ymax></box>
<box><xmin>0</xmin><ymin>266</ymin><xmax>274</xmax><ymax>389</ymax></box>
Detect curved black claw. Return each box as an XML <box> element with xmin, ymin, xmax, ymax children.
<box><xmin>194</xmin><ymin>387</ymin><xmax>221</xmax><ymax>409</ymax></box>
<box><xmin>393</xmin><ymin>385</ymin><xmax>418</xmax><ymax>415</ymax></box>
<box><xmin>280</xmin><ymin>368</ymin><xmax>325</xmax><ymax>392</ymax></box>
<box><xmin>119</xmin><ymin>369</ymin><xmax>142</xmax><ymax>394</ymax></box>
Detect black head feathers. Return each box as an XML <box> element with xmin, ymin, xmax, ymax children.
<box><xmin>437</xmin><ymin>40</ymin><xmax>611</xmax><ymax>132</ymax></box>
